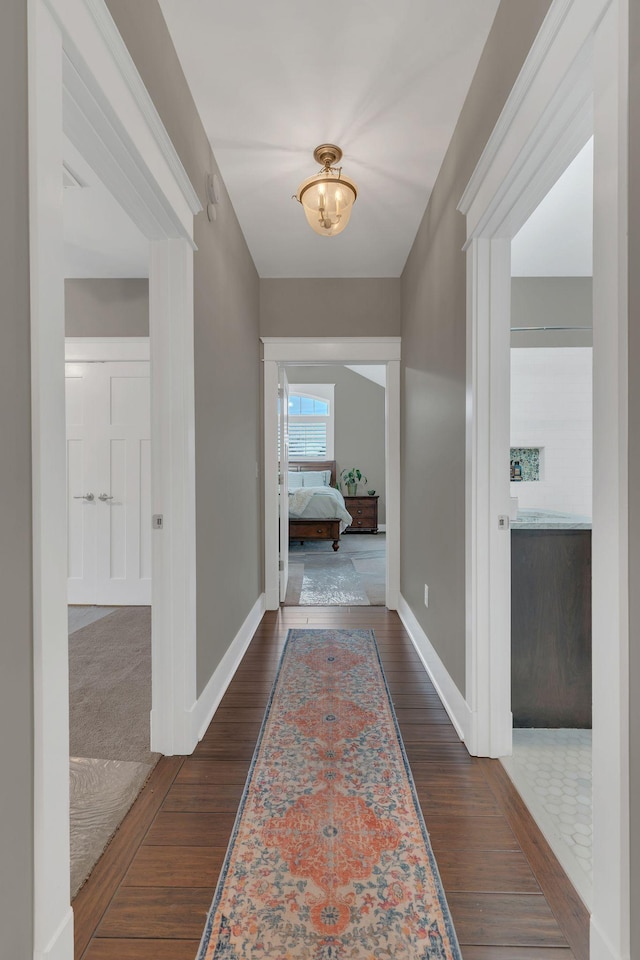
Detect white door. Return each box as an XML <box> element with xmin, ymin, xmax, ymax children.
<box><xmin>66</xmin><ymin>360</ymin><xmax>151</xmax><ymax>605</ymax></box>
<box><xmin>279</xmin><ymin>368</ymin><xmax>289</xmax><ymax>602</ymax></box>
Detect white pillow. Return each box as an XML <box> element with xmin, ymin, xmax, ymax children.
<box><xmin>301</xmin><ymin>470</ymin><xmax>331</xmax><ymax>487</ymax></box>
<box><xmin>288</xmin><ymin>472</ymin><xmax>304</xmax><ymax>489</ymax></box>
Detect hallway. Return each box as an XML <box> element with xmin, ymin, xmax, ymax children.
<box><xmin>73</xmin><ymin>607</ymin><xmax>588</xmax><ymax>959</ymax></box>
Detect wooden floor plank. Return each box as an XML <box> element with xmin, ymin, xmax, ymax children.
<box><xmin>461</xmin><ymin>948</ymin><xmax>574</xmax><ymax>959</ymax></box>
<box><xmin>175</xmin><ymin>759</ymin><xmax>251</xmax><ymax>784</ymax></box>
<box><xmin>83</xmin><ymin>941</ymin><xmax>201</xmax><ymax>960</ymax></box>
<box><xmin>426</xmin><ymin>815</ymin><xmax>520</xmax><ymax>852</ymax></box>
<box><xmin>447</xmin><ymin>892</ymin><xmax>568</xmax><ymax>947</ymax></box>
<box><xmin>123</xmin><ymin>845</ymin><xmax>226</xmax><ymax>887</ymax></box>
<box><xmin>163</xmin><ymin>782</ymin><xmax>245</xmax><ymax>813</ymax></box>
<box><xmin>77</xmin><ymin>608</ymin><xmax>589</xmax><ymax>960</ymax></box>
<box><xmin>143</xmin><ymin>811</ymin><xmax>237</xmax><ymax>846</ymax></box>
<box><xmin>435</xmin><ymin>848</ymin><xmax>541</xmax><ymax>893</ymax></box>
<box><xmin>96</xmin><ymin>887</ymin><xmax>213</xmax><ymax>939</ymax></box>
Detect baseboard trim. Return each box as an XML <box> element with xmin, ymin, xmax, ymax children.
<box><xmin>590</xmin><ymin>916</ymin><xmax>624</xmax><ymax>960</ymax></box>
<box><xmin>36</xmin><ymin>907</ymin><xmax>74</xmax><ymax>960</ymax></box>
<box><xmin>190</xmin><ymin>593</ymin><xmax>266</xmax><ymax>743</ymax></box>
<box><xmin>397</xmin><ymin>594</ymin><xmax>472</xmax><ymax>744</ymax></box>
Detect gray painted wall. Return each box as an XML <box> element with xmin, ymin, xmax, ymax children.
<box><xmin>106</xmin><ymin>0</ymin><xmax>261</xmax><ymax>695</ymax></box>
<box><xmin>285</xmin><ymin>366</ymin><xmax>386</xmax><ymax>522</ymax></box>
<box><xmin>0</xmin><ymin>1</ymin><xmax>33</xmax><ymax>955</ymax></box>
<box><xmin>511</xmin><ymin>277</ymin><xmax>592</xmax><ymax>348</ymax></box>
<box><xmin>629</xmin><ymin>2</ymin><xmax>639</xmax><ymax>954</ymax></box>
<box><xmin>260</xmin><ymin>278</ymin><xmax>401</xmax><ymax>337</ymax></box>
<box><xmin>400</xmin><ymin>0</ymin><xmax>552</xmax><ymax>694</ymax></box>
<box><xmin>65</xmin><ymin>278</ymin><xmax>149</xmax><ymax>337</ymax></box>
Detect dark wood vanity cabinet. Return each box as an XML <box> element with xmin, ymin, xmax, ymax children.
<box><xmin>511</xmin><ymin>528</ymin><xmax>592</xmax><ymax>728</ymax></box>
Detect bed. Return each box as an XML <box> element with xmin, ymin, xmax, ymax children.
<box><xmin>287</xmin><ymin>460</ymin><xmax>353</xmax><ymax>551</ymax></box>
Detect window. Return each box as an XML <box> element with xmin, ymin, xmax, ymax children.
<box><xmin>287</xmin><ymin>384</ymin><xmax>334</xmax><ymax>459</ymax></box>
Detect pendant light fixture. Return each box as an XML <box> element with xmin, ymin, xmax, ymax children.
<box><xmin>294</xmin><ymin>144</ymin><xmax>357</xmax><ymax>237</ymax></box>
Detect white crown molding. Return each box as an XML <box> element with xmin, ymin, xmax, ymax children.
<box><xmin>458</xmin><ymin>0</ymin><xmax>575</xmax><ymax>216</ymax></box>
<box><xmin>84</xmin><ymin>0</ymin><xmax>202</xmax><ymax>217</ymax></box>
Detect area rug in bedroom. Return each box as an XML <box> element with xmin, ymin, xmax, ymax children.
<box><xmin>197</xmin><ymin>627</ymin><xmax>461</xmax><ymax>959</ymax></box>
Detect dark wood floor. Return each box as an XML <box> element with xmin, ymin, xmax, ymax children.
<box><xmin>73</xmin><ymin>607</ymin><xmax>589</xmax><ymax>960</ymax></box>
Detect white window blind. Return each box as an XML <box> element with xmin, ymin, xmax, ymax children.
<box><xmin>289</xmin><ymin>421</ymin><xmax>327</xmax><ymax>458</ymax></box>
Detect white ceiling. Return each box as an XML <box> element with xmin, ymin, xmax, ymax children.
<box><xmin>158</xmin><ymin>0</ymin><xmax>501</xmax><ymax>278</ymax></box>
<box><xmin>346</xmin><ymin>365</ymin><xmax>386</xmax><ymax>388</ymax></box>
<box><xmin>63</xmin><ymin>138</ymin><xmax>149</xmax><ymax>278</ymax></box>
<box><xmin>511</xmin><ymin>138</ymin><xmax>593</xmax><ymax>277</ymax></box>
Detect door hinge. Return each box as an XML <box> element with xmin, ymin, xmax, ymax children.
<box><xmin>279</xmin><ymin>560</ymin><xmax>285</xmax><ymax>571</ymax></box>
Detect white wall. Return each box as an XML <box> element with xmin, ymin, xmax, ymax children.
<box><xmin>510</xmin><ymin>347</ymin><xmax>592</xmax><ymax>517</ymax></box>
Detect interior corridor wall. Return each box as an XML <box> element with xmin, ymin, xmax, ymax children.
<box><xmin>400</xmin><ymin>0</ymin><xmax>552</xmax><ymax>694</ymax></box>
<box><xmin>260</xmin><ymin>278</ymin><xmax>401</xmax><ymax>337</ymax></box>
<box><xmin>106</xmin><ymin>0</ymin><xmax>262</xmax><ymax>695</ymax></box>
<box><xmin>0</xmin><ymin>1</ymin><xmax>34</xmax><ymax>955</ymax></box>
<box><xmin>65</xmin><ymin>278</ymin><xmax>149</xmax><ymax>337</ymax></box>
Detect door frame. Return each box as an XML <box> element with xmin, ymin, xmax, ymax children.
<box><xmin>458</xmin><ymin>0</ymin><xmax>628</xmax><ymax>955</ymax></box>
<box><xmin>262</xmin><ymin>337</ymin><xmax>401</xmax><ymax>611</ymax></box>
<box><xmin>29</xmin><ymin>2</ymin><xmax>200</xmax><ymax>957</ymax></box>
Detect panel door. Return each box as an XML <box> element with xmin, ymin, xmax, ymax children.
<box><xmin>95</xmin><ymin>361</ymin><xmax>151</xmax><ymax>604</ymax></box>
<box><xmin>66</xmin><ymin>360</ymin><xmax>151</xmax><ymax>605</ymax></box>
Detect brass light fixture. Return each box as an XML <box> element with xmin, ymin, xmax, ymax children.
<box><xmin>294</xmin><ymin>144</ymin><xmax>357</xmax><ymax>237</ymax></box>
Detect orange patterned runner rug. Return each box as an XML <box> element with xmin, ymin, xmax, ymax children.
<box><xmin>197</xmin><ymin>628</ymin><xmax>462</xmax><ymax>959</ymax></box>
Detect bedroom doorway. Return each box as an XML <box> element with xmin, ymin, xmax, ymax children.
<box><xmin>283</xmin><ymin>366</ymin><xmax>387</xmax><ymax>606</ymax></box>
<box><xmin>262</xmin><ymin>337</ymin><xmax>401</xmax><ymax>612</ymax></box>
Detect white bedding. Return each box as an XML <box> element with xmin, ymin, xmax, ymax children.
<box><xmin>289</xmin><ymin>486</ymin><xmax>353</xmax><ymax>533</ymax></box>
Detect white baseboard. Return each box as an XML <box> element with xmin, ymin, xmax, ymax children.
<box><xmin>190</xmin><ymin>593</ymin><xmax>266</xmax><ymax>743</ymax></box>
<box><xmin>397</xmin><ymin>595</ymin><xmax>473</xmax><ymax>744</ymax></box>
<box><xmin>590</xmin><ymin>916</ymin><xmax>625</xmax><ymax>960</ymax></box>
<box><xmin>36</xmin><ymin>907</ymin><xmax>74</xmax><ymax>960</ymax></box>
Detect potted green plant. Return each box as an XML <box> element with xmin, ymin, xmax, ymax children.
<box><xmin>340</xmin><ymin>467</ymin><xmax>367</xmax><ymax>497</ymax></box>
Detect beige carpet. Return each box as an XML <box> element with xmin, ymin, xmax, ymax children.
<box><xmin>69</xmin><ymin>606</ymin><xmax>158</xmax><ymax>897</ymax></box>
<box><xmin>69</xmin><ymin>606</ymin><xmax>159</xmax><ymax>765</ymax></box>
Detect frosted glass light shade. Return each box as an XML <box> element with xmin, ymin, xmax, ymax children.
<box><xmin>296</xmin><ymin>170</ymin><xmax>357</xmax><ymax>238</ymax></box>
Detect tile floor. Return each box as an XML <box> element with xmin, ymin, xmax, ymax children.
<box><xmin>502</xmin><ymin>728</ymin><xmax>592</xmax><ymax>908</ymax></box>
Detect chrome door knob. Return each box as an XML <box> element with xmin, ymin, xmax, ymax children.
<box><xmin>73</xmin><ymin>493</ymin><xmax>94</xmax><ymax>501</ymax></box>
<box><xmin>98</xmin><ymin>493</ymin><xmax>114</xmax><ymax>501</ymax></box>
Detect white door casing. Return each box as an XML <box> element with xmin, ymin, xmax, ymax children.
<box><xmin>29</xmin><ymin>3</ymin><xmax>201</xmax><ymax>958</ymax></box>
<box><xmin>262</xmin><ymin>338</ymin><xmax>401</xmax><ymax>612</ymax></box>
<box><xmin>458</xmin><ymin>0</ymin><xmax>629</xmax><ymax>956</ymax></box>
<box><xmin>66</xmin><ymin>357</ymin><xmax>151</xmax><ymax>606</ymax></box>
<box><xmin>279</xmin><ymin>369</ymin><xmax>290</xmax><ymax>603</ymax></box>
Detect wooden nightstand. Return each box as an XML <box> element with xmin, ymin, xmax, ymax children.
<box><xmin>343</xmin><ymin>495</ymin><xmax>379</xmax><ymax>534</ymax></box>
